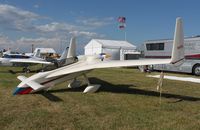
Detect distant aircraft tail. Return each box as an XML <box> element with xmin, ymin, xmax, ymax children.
<box><xmin>56</xmin><ymin>37</ymin><xmax>77</xmax><ymax>67</ymax></box>
<box><xmin>33</xmin><ymin>49</ymin><xmax>41</xmax><ymax>58</ymax></box>
<box><xmin>58</xmin><ymin>37</ymin><xmax>76</xmax><ymax>60</ymax></box>
<box><xmin>170</xmin><ymin>17</ymin><xmax>185</xmax><ymax>66</ymax></box>
<box><xmin>3</xmin><ymin>50</ymin><xmax>11</xmax><ymax>55</ymax></box>
<box><xmin>59</xmin><ymin>47</ymin><xmax>69</xmax><ymax>60</ymax></box>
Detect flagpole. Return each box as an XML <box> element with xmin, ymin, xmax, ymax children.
<box><xmin>125</xmin><ymin>30</ymin><xmax>127</xmax><ymax>41</ymax></box>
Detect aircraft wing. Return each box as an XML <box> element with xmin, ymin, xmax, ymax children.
<box><xmin>46</xmin><ymin>58</ymin><xmax>171</xmax><ymax>78</ymax></box>
<box><xmin>26</xmin><ymin>80</ymin><xmax>45</xmax><ymax>90</ymax></box>
<box><xmin>10</xmin><ymin>59</ymin><xmax>53</xmax><ymax>65</ymax></box>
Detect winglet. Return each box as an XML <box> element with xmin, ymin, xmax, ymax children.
<box><xmin>170</xmin><ymin>17</ymin><xmax>185</xmax><ymax>66</ymax></box>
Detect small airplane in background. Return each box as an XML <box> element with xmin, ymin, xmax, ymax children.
<box><xmin>50</xmin><ymin>37</ymin><xmax>78</xmax><ymax>68</ymax></box>
<box><xmin>0</xmin><ymin>49</ymin><xmax>53</xmax><ymax>72</ymax></box>
<box><xmin>13</xmin><ymin>17</ymin><xmax>184</xmax><ymax>95</ymax></box>
<box><xmin>0</xmin><ymin>37</ymin><xmax>77</xmax><ymax>73</ymax></box>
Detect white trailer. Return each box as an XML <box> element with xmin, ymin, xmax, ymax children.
<box><xmin>143</xmin><ymin>36</ymin><xmax>200</xmax><ymax>75</ymax></box>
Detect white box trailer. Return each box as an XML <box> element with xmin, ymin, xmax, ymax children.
<box><xmin>143</xmin><ymin>36</ymin><xmax>200</xmax><ymax>75</ymax></box>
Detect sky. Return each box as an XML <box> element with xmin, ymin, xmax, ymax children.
<box><xmin>0</xmin><ymin>0</ymin><xmax>200</xmax><ymax>54</ymax></box>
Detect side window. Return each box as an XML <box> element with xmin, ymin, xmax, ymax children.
<box><xmin>22</xmin><ymin>55</ymin><xmax>30</xmax><ymax>59</ymax></box>
<box><xmin>146</xmin><ymin>43</ymin><xmax>164</xmax><ymax>50</ymax></box>
<box><xmin>3</xmin><ymin>54</ymin><xmax>10</xmax><ymax>58</ymax></box>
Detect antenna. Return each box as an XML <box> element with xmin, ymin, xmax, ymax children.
<box><xmin>31</xmin><ymin>44</ymin><xmax>34</xmax><ymax>53</ymax></box>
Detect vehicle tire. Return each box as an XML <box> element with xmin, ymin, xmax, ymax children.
<box><xmin>23</xmin><ymin>68</ymin><xmax>30</xmax><ymax>73</ymax></box>
<box><xmin>26</xmin><ymin>69</ymin><xmax>30</xmax><ymax>73</ymax></box>
<box><xmin>22</xmin><ymin>68</ymin><xmax>27</xmax><ymax>73</ymax></box>
<box><xmin>192</xmin><ymin>64</ymin><xmax>200</xmax><ymax>76</ymax></box>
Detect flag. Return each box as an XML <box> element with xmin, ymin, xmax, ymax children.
<box><xmin>118</xmin><ymin>16</ymin><xmax>126</xmax><ymax>30</ymax></box>
<box><xmin>118</xmin><ymin>17</ymin><xmax>126</xmax><ymax>23</ymax></box>
<box><xmin>119</xmin><ymin>25</ymin><xmax>126</xmax><ymax>29</ymax></box>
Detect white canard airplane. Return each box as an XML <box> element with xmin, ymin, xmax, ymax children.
<box><xmin>13</xmin><ymin>17</ymin><xmax>184</xmax><ymax>95</ymax></box>
<box><xmin>0</xmin><ymin>49</ymin><xmax>53</xmax><ymax>72</ymax></box>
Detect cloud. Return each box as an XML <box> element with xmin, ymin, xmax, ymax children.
<box><xmin>35</xmin><ymin>22</ymin><xmax>79</xmax><ymax>32</ymax></box>
<box><xmin>76</xmin><ymin>17</ymin><xmax>114</xmax><ymax>29</ymax></box>
<box><xmin>0</xmin><ymin>4</ymin><xmax>113</xmax><ymax>33</ymax></box>
<box><xmin>0</xmin><ymin>4</ymin><xmax>41</xmax><ymax>31</ymax></box>
<box><xmin>0</xmin><ymin>34</ymin><xmax>106</xmax><ymax>54</ymax></box>
<box><xmin>69</xmin><ymin>31</ymin><xmax>105</xmax><ymax>38</ymax></box>
<box><xmin>0</xmin><ymin>4</ymin><xmax>113</xmax><ymax>35</ymax></box>
<box><xmin>33</xmin><ymin>4</ymin><xmax>39</xmax><ymax>8</ymax></box>
<box><xmin>35</xmin><ymin>17</ymin><xmax>113</xmax><ymax>33</ymax></box>
<box><xmin>0</xmin><ymin>35</ymin><xmax>14</xmax><ymax>49</ymax></box>
<box><xmin>0</xmin><ymin>4</ymin><xmax>112</xmax><ymax>53</ymax></box>
<box><xmin>0</xmin><ymin>35</ymin><xmax>60</xmax><ymax>52</ymax></box>
<box><xmin>0</xmin><ymin>34</ymin><xmax>12</xmax><ymax>44</ymax></box>
<box><xmin>17</xmin><ymin>37</ymin><xmax>65</xmax><ymax>51</ymax></box>
<box><xmin>35</xmin><ymin>22</ymin><xmax>106</xmax><ymax>38</ymax></box>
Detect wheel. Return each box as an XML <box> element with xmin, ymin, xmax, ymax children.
<box><xmin>26</xmin><ymin>69</ymin><xmax>30</xmax><ymax>73</ymax></box>
<box><xmin>22</xmin><ymin>68</ymin><xmax>30</xmax><ymax>73</ymax></box>
<box><xmin>22</xmin><ymin>68</ymin><xmax>27</xmax><ymax>72</ymax></box>
<box><xmin>192</xmin><ymin>64</ymin><xmax>200</xmax><ymax>76</ymax></box>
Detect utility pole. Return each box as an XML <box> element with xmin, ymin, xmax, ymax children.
<box><xmin>31</xmin><ymin>44</ymin><xmax>34</xmax><ymax>53</ymax></box>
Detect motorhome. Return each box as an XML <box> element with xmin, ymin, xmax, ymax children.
<box><xmin>143</xmin><ymin>36</ymin><xmax>200</xmax><ymax>75</ymax></box>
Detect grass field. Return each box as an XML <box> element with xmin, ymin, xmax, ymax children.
<box><xmin>0</xmin><ymin>67</ymin><xmax>200</xmax><ymax>130</ymax></box>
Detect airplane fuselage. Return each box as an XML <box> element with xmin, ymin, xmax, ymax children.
<box><xmin>0</xmin><ymin>54</ymin><xmax>47</xmax><ymax>67</ymax></box>
<box><xmin>15</xmin><ymin>56</ymin><xmax>91</xmax><ymax>94</ymax></box>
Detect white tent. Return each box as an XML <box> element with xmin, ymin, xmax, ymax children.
<box><xmin>33</xmin><ymin>48</ymin><xmax>56</xmax><ymax>58</ymax></box>
<box><xmin>34</xmin><ymin>48</ymin><xmax>56</xmax><ymax>54</ymax></box>
<box><xmin>84</xmin><ymin>39</ymin><xmax>140</xmax><ymax>60</ymax></box>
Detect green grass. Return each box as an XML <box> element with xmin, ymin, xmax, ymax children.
<box><xmin>0</xmin><ymin>67</ymin><xmax>200</xmax><ymax>130</ymax></box>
